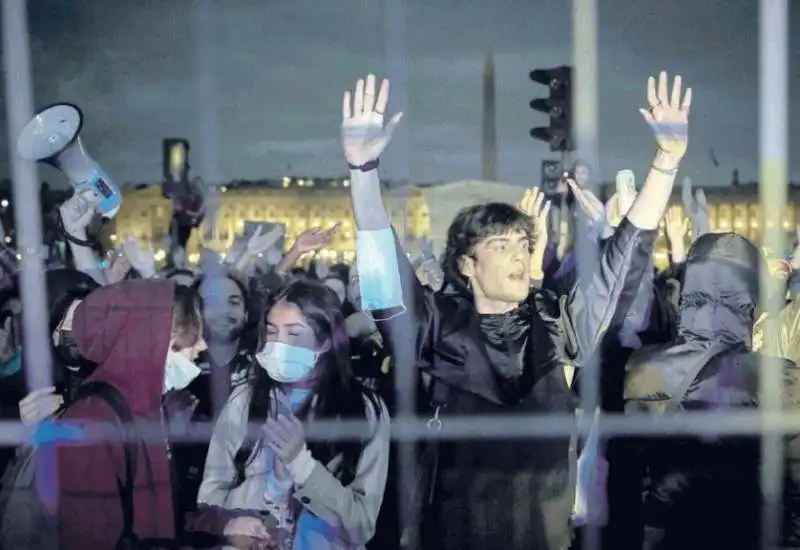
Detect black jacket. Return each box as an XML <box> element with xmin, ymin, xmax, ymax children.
<box><xmin>376</xmin><ymin>218</ymin><xmax>656</xmax><ymax>405</ymax></box>
<box><xmin>373</xmin><ymin>219</ymin><xmax>656</xmax><ymax>550</ymax></box>
<box><xmin>624</xmin><ymin>232</ymin><xmax>800</xmax><ymax>550</ymax></box>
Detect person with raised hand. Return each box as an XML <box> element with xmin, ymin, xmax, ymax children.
<box><xmin>341</xmin><ymin>71</ymin><xmax>690</xmax><ymax>549</ymax></box>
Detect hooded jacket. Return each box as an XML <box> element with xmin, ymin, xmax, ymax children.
<box><xmin>56</xmin><ymin>280</ymin><xmax>176</xmax><ymax>549</ymax></box>
<box><xmin>624</xmin><ymin>233</ymin><xmax>800</xmax><ymax>549</ymax></box>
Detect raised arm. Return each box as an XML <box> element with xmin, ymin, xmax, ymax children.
<box><xmin>341</xmin><ymin>75</ymin><xmax>438</xmax><ymax>361</ymax></box>
<box><xmin>58</xmin><ymin>191</ymin><xmax>107</xmax><ymax>285</ymax></box>
<box><xmin>562</xmin><ymin>71</ymin><xmax>691</xmax><ymax>361</ymax></box>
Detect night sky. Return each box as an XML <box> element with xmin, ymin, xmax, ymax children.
<box><xmin>1</xmin><ymin>0</ymin><xmax>799</xmax><ymax>188</ymax></box>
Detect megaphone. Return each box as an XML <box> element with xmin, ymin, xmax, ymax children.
<box><xmin>16</xmin><ymin>103</ymin><xmax>121</xmax><ymax>218</ymax></box>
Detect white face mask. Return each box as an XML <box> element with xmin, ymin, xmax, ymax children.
<box><xmin>163</xmin><ymin>349</ymin><xmax>202</xmax><ymax>393</ymax></box>
<box><xmin>256</xmin><ymin>341</ymin><xmax>317</xmax><ymax>383</ymax></box>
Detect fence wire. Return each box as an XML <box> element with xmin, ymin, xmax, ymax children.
<box><xmin>0</xmin><ymin>1</ymin><xmax>792</xmax><ymax>550</ymax></box>
<box><xmin>758</xmin><ymin>1</ymin><xmax>789</xmax><ymax>547</ymax></box>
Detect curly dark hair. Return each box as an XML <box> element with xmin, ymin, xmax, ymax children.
<box><xmin>441</xmin><ymin>202</ymin><xmax>533</xmax><ymax>295</ymax></box>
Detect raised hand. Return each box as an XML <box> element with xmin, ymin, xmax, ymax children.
<box><xmin>122</xmin><ymin>234</ymin><xmax>156</xmax><ymax>278</ymax></box>
<box><xmin>291</xmin><ymin>224</ymin><xmax>339</xmax><ymax>255</ymax></box>
<box><xmin>517</xmin><ymin>187</ymin><xmax>551</xmax><ymax>246</ymax></box>
<box><xmin>664</xmin><ymin>205</ymin><xmax>690</xmax><ymax>244</ymax></box>
<box><xmin>639</xmin><ymin>71</ymin><xmax>692</xmax><ymax>160</ymax></box>
<box><xmin>566</xmin><ymin>179</ymin><xmax>605</xmax><ymax>224</ymax></box>
<box><xmin>105</xmin><ymin>248</ymin><xmax>132</xmax><ymax>284</ymax></box>
<box><xmin>566</xmin><ymin>179</ymin><xmax>613</xmax><ymax>240</ymax></box>
<box><xmin>681</xmin><ymin>177</ymin><xmax>710</xmax><ymax>239</ymax></box>
<box><xmin>341</xmin><ymin>74</ymin><xmax>403</xmax><ymax>166</ymax></box>
<box><xmin>59</xmin><ymin>190</ymin><xmax>100</xmax><ymax>234</ymax></box>
<box><xmin>245</xmin><ymin>225</ymin><xmax>284</xmax><ymax>256</ymax></box>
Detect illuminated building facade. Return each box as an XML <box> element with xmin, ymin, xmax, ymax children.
<box><xmin>112</xmin><ymin>178</ymin><xmax>800</xmax><ymax>268</ymax></box>
<box><xmin>601</xmin><ymin>183</ymin><xmax>800</xmax><ymax>267</ymax></box>
<box><xmin>112</xmin><ymin>177</ymin><xmax>429</xmax><ymax>265</ymax></box>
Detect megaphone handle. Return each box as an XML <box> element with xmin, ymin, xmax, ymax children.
<box><xmin>56</xmin><ymin>209</ymin><xmax>94</xmax><ymax>248</ymax></box>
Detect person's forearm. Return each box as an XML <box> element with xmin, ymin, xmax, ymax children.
<box><xmin>627</xmin><ymin>151</ymin><xmax>683</xmax><ymax>230</ymax></box>
<box><xmin>66</xmin><ymin>228</ymin><xmax>107</xmax><ymax>285</ymax></box>
<box><xmin>669</xmin><ymin>241</ymin><xmax>687</xmax><ymax>264</ymax></box>
<box><xmin>350</xmin><ymin>168</ymin><xmax>390</xmax><ymax>230</ymax></box>
<box><xmin>275</xmin><ymin>247</ymin><xmax>302</xmax><ymax>276</ymax></box>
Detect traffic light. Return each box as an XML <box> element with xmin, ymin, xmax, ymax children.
<box><xmin>529</xmin><ymin>66</ymin><xmax>573</xmax><ymax>152</ymax></box>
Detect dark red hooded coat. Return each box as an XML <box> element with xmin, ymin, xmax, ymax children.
<box><xmin>56</xmin><ymin>280</ymin><xmax>176</xmax><ymax>548</ymax></box>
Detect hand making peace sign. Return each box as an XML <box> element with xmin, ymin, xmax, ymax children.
<box><xmin>341</xmin><ymin>74</ymin><xmax>404</xmax><ymax>167</ymax></box>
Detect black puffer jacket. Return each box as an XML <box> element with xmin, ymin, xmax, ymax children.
<box><xmin>624</xmin><ymin>232</ymin><xmax>800</xmax><ymax>550</ymax></box>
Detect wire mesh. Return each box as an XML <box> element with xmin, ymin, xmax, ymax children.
<box><xmin>758</xmin><ymin>1</ymin><xmax>789</xmax><ymax>547</ymax></box>
<box><xmin>0</xmin><ymin>1</ymin><xmax>792</xmax><ymax>549</ymax></box>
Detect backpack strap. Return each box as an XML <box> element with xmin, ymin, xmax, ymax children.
<box><xmin>72</xmin><ymin>381</ymin><xmax>139</xmax><ymax>542</ymax></box>
<box><xmin>665</xmin><ymin>344</ymin><xmax>730</xmax><ymax>414</ymax></box>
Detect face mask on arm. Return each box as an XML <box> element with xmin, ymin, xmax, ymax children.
<box><xmin>163</xmin><ymin>349</ymin><xmax>202</xmax><ymax>393</ymax></box>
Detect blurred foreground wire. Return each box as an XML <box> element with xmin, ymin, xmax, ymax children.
<box><xmin>2</xmin><ymin>409</ymin><xmax>800</xmax><ymax>448</ymax></box>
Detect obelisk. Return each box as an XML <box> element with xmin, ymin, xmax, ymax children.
<box><xmin>481</xmin><ymin>49</ymin><xmax>497</xmax><ymax>182</ymax></box>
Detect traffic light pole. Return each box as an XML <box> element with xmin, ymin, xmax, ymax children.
<box><xmin>758</xmin><ymin>1</ymin><xmax>789</xmax><ymax>546</ymax></box>
<box><xmin>572</xmin><ymin>2</ymin><xmax>601</xmax><ymax>550</ymax></box>
<box><xmin>571</xmin><ymin>0</ymin><xmax>599</xmax><ymax>176</ymax></box>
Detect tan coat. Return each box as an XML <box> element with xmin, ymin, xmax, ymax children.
<box><xmin>197</xmin><ymin>385</ymin><xmax>390</xmax><ymax>549</ymax></box>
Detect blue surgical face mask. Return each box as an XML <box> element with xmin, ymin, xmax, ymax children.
<box><xmin>256</xmin><ymin>341</ymin><xmax>317</xmax><ymax>383</ymax></box>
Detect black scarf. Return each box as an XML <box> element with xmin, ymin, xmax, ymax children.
<box><xmin>479</xmin><ymin>303</ymin><xmax>534</xmax><ymax>404</ymax></box>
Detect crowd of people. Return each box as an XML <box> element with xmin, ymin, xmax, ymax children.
<box><xmin>0</xmin><ymin>69</ymin><xmax>797</xmax><ymax>550</ymax></box>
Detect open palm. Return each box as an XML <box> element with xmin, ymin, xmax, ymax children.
<box><xmin>293</xmin><ymin>224</ymin><xmax>339</xmax><ymax>255</ymax></box>
<box><xmin>341</xmin><ymin>74</ymin><xmax>404</xmax><ymax>166</ymax></box>
<box><xmin>517</xmin><ymin>187</ymin><xmax>551</xmax><ymax>245</ymax></box>
<box><xmin>639</xmin><ymin>71</ymin><xmax>692</xmax><ymax>159</ymax></box>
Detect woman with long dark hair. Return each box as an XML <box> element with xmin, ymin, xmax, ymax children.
<box><xmin>197</xmin><ymin>279</ymin><xmax>390</xmax><ymax>549</ymax></box>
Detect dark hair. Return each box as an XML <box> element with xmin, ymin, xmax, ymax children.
<box><xmin>441</xmin><ymin>202</ymin><xmax>533</xmax><ymax>295</ymax></box>
<box><xmin>329</xmin><ymin>263</ymin><xmax>350</xmax><ymax>282</ymax></box>
<box><xmin>289</xmin><ymin>266</ymin><xmax>309</xmax><ymax>279</ymax></box>
<box><xmin>49</xmin><ymin>284</ymin><xmax>97</xmax><ymax>334</ymax></box>
<box><xmin>192</xmin><ymin>271</ymin><xmax>249</xmax><ymax>303</ymax></box>
<box><xmin>172</xmin><ymin>284</ymin><xmax>203</xmax><ymax>347</ymax></box>
<box><xmin>192</xmin><ymin>271</ymin><xmax>253</xmax><ymax>330</ymax></box>
<box><xmin>232</xmin><ymin>279</ymin><xmax>380</xmax><ymax>487</ymax></box>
